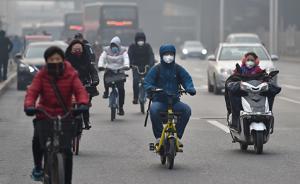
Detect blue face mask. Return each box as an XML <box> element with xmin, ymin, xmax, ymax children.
<box><xmin>111</xmin><ymin>47</ymin><xmax>119</xmax><ymax>54</ymax></box>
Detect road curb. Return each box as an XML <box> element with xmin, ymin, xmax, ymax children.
<box><xmin>0</xmin><ymin>73</ymin><xmax>17</xmax><ymax>97</ymax></box>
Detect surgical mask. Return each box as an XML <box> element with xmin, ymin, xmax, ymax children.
<box><xmin>47</xmin><ymin>62</ymin><xmax>64</xmax><ymax>77</ymax></box>
<box><xmin>111</xmin><ymin>47</ymin><xmax>119</xmax><ymax>54</ymax></box>
<box><xmin>245</xmin><ymin>60</ymin><xmax>255</xmax><ymax>69</ymax></box>
<box><xmin>163</xmin><ymin>54</ymin><xmax>175</xmax><ymax>64</ymax></box>
<box><xmin>137</xmin><ymin>41</ymin><xmax>145</xmax><ymax>46</ymax></box>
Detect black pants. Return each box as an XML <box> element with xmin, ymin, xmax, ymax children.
<box><xmin>83</xmin><ymin>96</ymin><xmax>92</xmax><ymax>124</ymax></box>
<box><xmin>0</xmin><ymin>58</ymin><xmax>9</xmax><ymax>81</ymax></box>
<box><xmin>132</xmin><ymin>70</ymin><xmax>142</xmax><ymax>100</ymax></box>
<box><xmin>103</xmin><ymin>71</ymin><xmax>125</xmax><ymax>108</ymax></box>
<box><xmin>32</xmin><ymin>121</ymin><xmax>73</xmax><ymax>184</ymax></box>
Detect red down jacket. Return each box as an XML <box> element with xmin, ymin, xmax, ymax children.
<box><xmin>24</xmin><ymin>61</ymin><xmax>89</xmax><ymax>119</ymax></box>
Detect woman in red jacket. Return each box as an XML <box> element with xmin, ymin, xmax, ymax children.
<box><xmin>24</xmin><ymin>46</ymin><xmax>89</xmax><ymax>183</ymax></box>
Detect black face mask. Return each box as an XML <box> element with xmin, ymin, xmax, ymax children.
<box><xmin>47</xmin><ymin>63</ymin><xmax>64</xmax><ymax>78</ymax></box>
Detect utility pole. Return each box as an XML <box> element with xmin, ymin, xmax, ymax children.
<box><xmin>219</xmin><ymin>0</ymin><xmax>224</xmax><ymax>42</ymax></box>
<box><xmin>269</xmin><ymin>0</ymin><xmax>278</xmax><ymax>55</ymax></box>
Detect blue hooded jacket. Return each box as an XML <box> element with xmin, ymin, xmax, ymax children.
<box><xmin>144</xmin><ymin>44</ymin><xmax>196</xmax><ymax>103</ymax></box>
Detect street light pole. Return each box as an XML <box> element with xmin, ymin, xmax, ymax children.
<box><xmin>269</xmin><ymin>0</ymin><xmax>278</xmax><ymax>55</ymax></box>
<box><xmin>220</xmin><ymin>0</ymin><xmax>224</xmax><ymax>42</ymax></box>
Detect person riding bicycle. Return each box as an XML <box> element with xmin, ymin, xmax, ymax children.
<box><xmin>66</xmin><ymin>39</ymin><xmax>100</xmax><ymax>129</ymax></box>
<box><xmin>24</xmin><ymin>46</ymin><xmax>89</xmax><ymax>183</ymax></box>
<box><xmin>98</xmin><ymin>36</ymin><xmax>130</xmax><ymax>115</ymax></box>
<box><xmin>144</xmin><ymin>44</ymin><xmax>196</xmax><ymax>146</ymax></box>
<box><xmin>128</xmin><ymin>32</ymin><xmax>155</xmax><ymax>104</ymax></box>
<box><xmin>225</xmin><ymin>52</ymin><xmax>281</xmax><ymax>131</ymax></box>
<box><xmin>74</xmin><ymin>32</ymin><xmax>96</xmax><ymax>66</ymax></box>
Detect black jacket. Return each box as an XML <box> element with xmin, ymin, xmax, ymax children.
<box><xmin>65</xmin><ymin>42</ymin><xmax>99</xmax><ymax>97</ymax></box>
<box><xmin>0</xmin><ymin>36</ymin><xmax>13</xmax><ymax>58</ymax></box>
<box><xmin>128</xmin><ymin>43</ymin><xmax>154</xmax><ymax>69</ymax></box>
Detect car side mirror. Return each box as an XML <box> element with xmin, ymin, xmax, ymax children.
<box><xmin>271</xmin><ymin>55</ymin><xmax>279</xmax><ymax>61</ymax></box>
<box><xmin>15</xmin><ymin>53</ymin><xmax>23</xmax><ymax>60</ymax></box>
<box><xmin>207</xmin><ymin>55</ymin><xmax>216</xmax><ymax>61</ymax></box>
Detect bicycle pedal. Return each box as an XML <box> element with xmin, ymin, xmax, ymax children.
<box><xmin>149</xmin><ymin>143</ymin><xmax>155</xmax><ymax>151</ymax></box>
<box><xmin>177</xmin><ymin>149</ymin><xmax>183</xmax><ymax>153</ymax></box>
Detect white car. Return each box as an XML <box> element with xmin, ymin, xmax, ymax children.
<box><xmin>226</xmin><ymin>33</ymin><xmax>262</xmax><ymax>44</ymax></box>
<box><xmin>207</xmin><ymin>43</ymin><xmax>278</xmax><ymax>94</ymax></box>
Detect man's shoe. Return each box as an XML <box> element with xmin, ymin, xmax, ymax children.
<box><xmin>102</xmin><ymin>92</ymin><xmax>109</xmax><ymax>99</ymax></box>
<box><xmin>118</xmin><ymin>108</ymin><xmax>125</xmax><ymax>116</ymax></box>
<box><xmin>178</xmin><ymin>139</ymin><xmax>184</xmax><ymax>148</ymax></box>
<box><xmin>83</xmin><ymin>122</ymin><xmax>92</xmax><ymax>130</ymax></box>
<box><xmin>132</xmin><ymin>99</ymin><xmax>138</xmax><ymax>104</ymax></box>
<box><xmin>31</xmin><ymin>167</ymin><xmax>43</xmax><ymax>181</ymax></box>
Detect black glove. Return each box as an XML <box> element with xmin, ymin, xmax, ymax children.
<box><xmin>187</xmin><ymin>89</ymin><xmax>196</xmax><ymax>96</ymax></box>
<box><xmin>24</xmin><ymin>107</ymin><xmax>36</xmax><ymax>116</ymax></box>
<box><xmin>98</xmin><ymin>67</ymin><xmax>105</xmax><ymax>71</ymax></box>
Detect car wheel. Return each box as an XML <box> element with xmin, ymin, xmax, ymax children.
<box><xmin>213</xmin><ymin>75</ymin><xmax>221</xmax><ymax>95</ymax></box>
<box><xmin>207</xmin><ymin>74</ymin><xmax>214</xmax><ymax>93</ymax></box>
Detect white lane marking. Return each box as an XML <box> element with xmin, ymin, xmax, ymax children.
<box><xmin>278</xmin><ymin>96</ymin><xmax>300</xmax><ymax>105</ymax></box>
<box><xmin>207</xmin><ymin>120</ymin><xmax>230</xmax><ymax>134</ymax></box>
<box><xmin>282</xmin><ymin>84</ymin><xmax>300</xmax><ymax>90</ymax></box>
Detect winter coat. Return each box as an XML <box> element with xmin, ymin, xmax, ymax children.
<box><xmin>0</xmin><ymin>35</ymin><xmax>13</xmax><ymax>59</ymax></box>
<box><xmin>98</xmin><ymin>36</ymin><xmax>130</xmax><ymax>70</ymax></box>
<box><xmin>24</xmin><ymin>61</ymin><xmax>89</xmax><ymax>120</ymax></box>
<box><xmin>144</xmin><ymin>44</ymin><xmax>195</xmax><ymax>104</ymax></box>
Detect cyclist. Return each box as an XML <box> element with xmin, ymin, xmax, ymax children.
<box><xmin>144</xmin><ymin>44</ymin><xmax>196</xmax><ymax>145</ymax></box>
<box><xmin>98</xmin><ymin>36</ymin><xmax>130</xmax><ymax>115</ymax></box>
<box><xmin>24</xmin><ymin>46</ymin><xmax>89</xmax><ymax>183</ymax></box>
<box><xmin>66</xmin><ymin>39</ymin><xmax>100</xmax><ymax>129</ymax></box>
<box><xmin>74</xmin><ymin>32</ymin><xmax>96</xmax><ymax>67</ymax></box>
<box><xmin>128</xmin><ymin>32</ymin><xmax>155</xmax><ymax>104</ymax></box>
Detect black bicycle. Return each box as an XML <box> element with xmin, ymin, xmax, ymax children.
<box><xmin>34</xmin><ymin>108</ymin><xmax>81</xmax><ymax>184</ymax></box>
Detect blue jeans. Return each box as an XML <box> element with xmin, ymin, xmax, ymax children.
<box><xmin>150</xmin><ymin>101</ymin><xmax>191</xmax><ymax>139</ymax></box>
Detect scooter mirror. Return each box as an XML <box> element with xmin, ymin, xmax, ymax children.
<box><xmin>269</xmin><ymin>70</ymin><xmax>279</xmax><ymax>78</ymax></box>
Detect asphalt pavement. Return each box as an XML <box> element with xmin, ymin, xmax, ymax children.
<box><xmin>0</xmin><ymin>57</ymin><xmax>299</xmax><ymax>184</ymax></box>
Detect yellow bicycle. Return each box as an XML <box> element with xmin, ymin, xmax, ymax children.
<box><xmin>146</xmin><ymin>89</ymin><xmax>186</xmax><ymax>169</ymax></box>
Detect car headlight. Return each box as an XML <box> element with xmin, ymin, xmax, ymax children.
<box><xmin>219</xmin><ymin>68</ymin><xmax>232</xmax><ymax>75</ymax></box>
<box><xmin>201</xmin><ymin>49</ymin><xmax>207</xmax><ymax>55</ymax></box>
<box><xmin>182</xmin><ymin>49</ymin><xmax>188</xmax><ymax>55</ymax></box>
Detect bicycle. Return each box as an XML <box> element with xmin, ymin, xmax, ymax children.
<box><xmin>72</xmin><ymin>83</ymin><xmax>93</xmax><ymax>156</ymax></box>
<box><xmin>131</xmin><ymin>65</ymin><xmax>150</xmax><ymax>114</ymax></box>
<box><xmin>146</xmin><ymin>89</ymin><xmax>186</xmax><ymax>169</ymax></box>
<box><xmin>104</xmin><ymin>68</ymin><xmax>128</xmax><ymax>121</ymax></box>
<box><xmin>34</xmin><ymin>108</ymin><xmax>81</xmax><ymax>184</ymax></box>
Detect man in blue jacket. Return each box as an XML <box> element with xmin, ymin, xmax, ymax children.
<box><xmin>144</xmin><ymin>44</ymin><xmax>196</xmax><ymax>145</ymax></box>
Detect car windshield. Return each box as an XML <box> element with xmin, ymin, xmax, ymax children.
<box><xmin>219</xmin><ymin>46</ymin><xmax>269</xmax><ymax>61</ymax></box>
<box><xmin>231</xmin><ymin>37</ymin><xmax>260</xmax><ymax>43</ymax></box>
<box><xmin>185</xmin><ymin>42</ymin><xmax>203</xmax><ymax>47</ymax></box>
<box><xmin>25</xmin><ymin>44</ymin><xmax>67</xmax><ymax>58</ymax></box>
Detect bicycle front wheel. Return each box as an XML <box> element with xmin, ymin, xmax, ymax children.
<box><xmin>166</xmin><ymin>138</ymin><xmax>176</xmax><ymax>169</ymax></box>
<box><xmin>111</xmin><ymin>107</ymin><xmax>116</xmax><ymax>121</ymax></box>
<box><xmin>51</xmin><ymin>153</ymin><xmax>65</xmax><ymax>184</ymax></box>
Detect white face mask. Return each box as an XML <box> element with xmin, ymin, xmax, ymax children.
<box><xmin>163</xmin><ymin>54</ymin><xmax>175</xmax><ymax>64</ymax></box>
<box><xmin>246</xmin><ymin>60</ymin><xmax>255</xmax><ymax>69</ymax></box>
<box><xmin>137</xmin><ymin>41</ymin><xmax>145</xmax><ymax>46</ymax></box>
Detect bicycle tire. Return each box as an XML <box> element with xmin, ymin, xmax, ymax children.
<box><xmin>166</xmin><ymin>138</ymin><xmax>176</xmax><ymax>169</ymax></box>
<box><xmin>43</xmin><ymin>152</ymin><xmax>51</xmax><ymax>184</ymax></box>
<box><xmin>51</xmin><ymin>153</ymin><xmax>65</xmax><ymax>184</ymax></box>
<box><xmin>111</xmin><ymin>107</ymin><xmax>116</xmax><ymax>121</ymax></box>
<box><xmin>140</xmin><ymin>102</ymin><xmax>145</xmax><ymax>114</ymax></box>
<box><xmin>72</xmin><ymin>134</ymin><xmax>81</xmax><ymax>156</ymax></box>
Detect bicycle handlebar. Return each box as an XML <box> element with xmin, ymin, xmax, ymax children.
<box><xmin>35</xmin><ymin>108</ymin><xmax>74</xmax><ymax>120</ymax></box>
<box><xmin>131</xmin><ymin>65</ymin><xmax>150</xmax><ymax>75</ymax></box>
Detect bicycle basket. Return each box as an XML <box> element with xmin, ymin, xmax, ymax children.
<box><xmin>36</xmin><ymin>119</ymin><xmax>77</xmax><ymax>149</ymax></box>
<box><xmin>105</xmin><ymin>73</ymin><xmax>127</xmax><ymax>84</ymax></box>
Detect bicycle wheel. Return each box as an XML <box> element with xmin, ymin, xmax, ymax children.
<box><xmin>72</xmin><ymin>134</ymin><xmax>81</xmax><ymax>156</ymax></box>
<box><xmin>43</xmin><ymin>153</ymin><xmax>51</xmax><ymax>184</ymax></box>
<box><xmin>51</xmin><ymin>153</ymin><xmax>65</xmax><ymax>184</ymax></box>
<box><xmin>166</xmin><ymin>138</ymin><xmax>176</xmax><ymax>169</ymax></box>
<box><xmin>140</xmin><ymin>102</ymin><xmax>145</xmax><ymax>114</ymax></box>
<box><xmin>111</xmin><ymin>107</ymin><xmax>116</xmax><ymax>121</ymax></box>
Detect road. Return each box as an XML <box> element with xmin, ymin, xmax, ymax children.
<box><xmin>0</xmin><ymin>57</ymin><xmax>299</xmax><ymax>184</ymax></box>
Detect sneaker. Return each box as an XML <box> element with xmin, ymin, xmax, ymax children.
<box><xmin>178</xmin><ymin>139</ymin><xmax>184</xmax><ymax>148</ymax></box>
<box><xmin>83</xmin><ymin>122</ymin><xmax>92</xmax><ymax>130</ymax></box>
<box><xmin>31</xmin><ymin>167</ymin><xmax>43</xmax><ymax>181</ymax></box>
<box><xmin>102</xmin><ymin>92</ymin><xmax>109</xmax><ymax>99</ymax></box>
<box><xmin>118</xmin><ymin>107</ymin><xmax>125</xmax><ymax>116</ymax></box>
<box><xmin>132</xmin><ymin>99</ymin><xmax>138</xmax><ymax>104</ymax></box>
